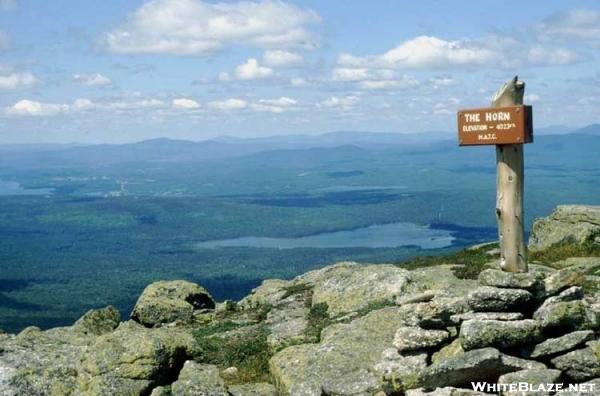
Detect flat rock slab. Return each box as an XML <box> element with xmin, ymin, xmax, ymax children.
<box><xmin>527</xmin><ymin>330</ymin><xmax>594</xmax><ymax>358</ymax></box>
<box><xmin>460</xmin><ymin>320</ymin><xmax>542</xmax><ymax>351</ymax></box>
<box><xmin>544</xmin><ymin>265</ymin><xmax>590</xmax><ymax>296</ymax></box>
<box><xmin>497</xmin><ymin>369</ymin><xmax>562</xmax><ymax>396</ymax></box>
<box><xmin>393</xmin><ymin>326</ymin><xmax>450</xmax><ymax>352</ymax></box>
<box><xmin>478</xmin><ymin>269</ymin><xmax>543</xmax><ymax>292</ymax></box>
<box><xmin>468</xmin><ymin>287</ymin><xmax>532</xmax><ymax>312</ymax></box>
<box><xmin>451</xmin><ymin>312</ymin><xmax>523</xmax><ymax>323</ymax></box>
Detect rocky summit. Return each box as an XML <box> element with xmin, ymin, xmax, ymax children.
<box><xmin>0</xmin><ymin>205</ymin><xmax>599</xmax><ymax>395</ymax></box>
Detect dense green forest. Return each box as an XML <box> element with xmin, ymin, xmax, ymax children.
<box><xmin>1</xmin><ymin>129</ymin><xmax>599</xmax><ymax>332</ymax></box>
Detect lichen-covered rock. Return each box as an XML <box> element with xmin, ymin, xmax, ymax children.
<box><xmin>431</xmin><ymin>339</ymin><xmax>464</xmax><ymax>364</ymax></box>
<box><xmin>526</xmin><ymin>330</ymin><xmax>595</xmax><ymax>358</ymax></box>
<box><xmin>265</xmin><ymin>293</ymin><xmax>310</xmax><ymax>351</ymax></box>
<box><xmin>528</xmin><ymin>205</ymin><xmax>600</xmax><ymax>252</ymax></box>
<box><xmin>131</xmin><ymin>280</ymin><xmax>215</xmax><ymax>327</ymax></box>
<box><xmin>460</xmin><ymin>320</ymin><xmax>542</xmax><ymax>351</ymax></box>
<box><xmin>296</xmin><ymin>262</ymin><xmax>410</xmax><ymax>315</ymax></box>
<box><xmin>170</xmin><ymin>361</ymin><xmax>227</xmax><ymax>396</ymax></box>
<box><xmin>321</xmin><ymin>368</ymin><xmax>381</xmax><ymax>395</ymax></box>
<box><xmin>73</xmin><ymin>305</ymin><xmax>120</xmax><ymax>336</ymax></box>
<box><xmin>227</xmin><ymin>382</ymin><xmax>278</xmax><ymax>396</ymax></box>
<box><xmin>550</xmin><ymin>345</ymin><xmax>600</xmax><ymax>382</ymax></box>
<box><xmin>555</xmin><ymin>378</ymin><xmax>600</xmax><ymax>396</ymax></box>
<box><xmin>497</xmin><ymin>369</ymin><xmax>561</xmax><ymax>396</ymax></box>
<box><xmin>467</xmin><ymin>286</ymin><xmax>532</xmax><ymax>312</ymax></box>
<box><xmin>239</xmin><ymin>279</ymin><xmax>291</xmax><ymax>309</ymax></box>
<box><xmin>418</xmin><ymin>348</ymin><xmax>531</xmax><ymax>390</ymax></box>
<box><xmin>533</xmin><ymin>300</ymin><xmax>588</xmax><ymax>333</ymax></box>
<box><xmin>374</xmin><ymin>348</ymin><xmax>428</xmax><ymax>385</ymax></box>
<box><xmin>393</xmin><ymin>326</ymin><xmax>449</xmax><ymax>352</ymax></box>
<box><xmin>451</xmin><ymin>312</ymin><xmax>523</xmax><ymax>323</ymax></box>
<box><xmin>77</xmin><ymin>321</ymin><xmax>199</xmax><ymax>395</ymax></box>
<box><xmin>397</xmin><ymin>297</ymin><xmax>470</xmax><ymax>329</ymax></box>
<box><xmin>544</xmin><ymin>265</ymin><xmax>591</xmax><ymax>296</ymax></box>
<box><xmin>478</xmin><ymin>269</ymin><xmax>544</xmax><ymax>292</ymax></box>
<box><xmin>269</xmin><ymin>307</ymin><xmax>406</xmax><ymax>395</ymax></box>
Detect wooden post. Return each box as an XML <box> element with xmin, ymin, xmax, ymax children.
<box><xmin>492</xmin><ymin>76</ymin><xmax>528</xmax><ymax>272</ymax></box>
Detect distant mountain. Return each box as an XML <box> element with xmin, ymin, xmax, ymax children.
<box><xmin>571</xmin><ymin>123</ymin><xmax>600</xmax><ymax>135</ymax></box>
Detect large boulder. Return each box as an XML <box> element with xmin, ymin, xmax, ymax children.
<box><xmin>269</xmin><ymin>306</ymin><xmax>406</xmax><ymax>395</ymax></box>
<box><xmin>550</xmin><ymin>343</ymin><xmax>600</xmax><ymax>382</ymax></box>
<box><xmin>77</xmin><ymin>321</ymin><xmax>199</xmax><ymax>395</ymax></box>
<box><xmin>529</xmin><ymin>205</ymin><xmax>600</xmax><ymax>252</ymax></box>
<box><xmin>497</xmin><ymin>369</ymin><xmax>561</xmax><ymax>396</ymax></box>
<box><xmin>526</xmin><ymin>330</ymin><xmax>595</xmax><ymax>359</ymax></box>
<box><xmin>131</xmin><ymin>280</ymin><xmax>215</xmax><ymax>327</ymax></box>
<box><xmin>73</xmin><ymin>306</ymin><xmax>120</xmax><ymax>336</ymax></box>
<box><xmin>393</xmin><ymin>326</ymin><xmax>450</xmax><ymax>352</ymax></box>
<box><xmin>296</xmin><ymin>262</ymin><xmax>410</xmax><ymax>315</ymax></box>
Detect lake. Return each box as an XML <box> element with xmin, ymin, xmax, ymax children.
<box><xmin>194</xmin><ymin>222</ymin><xmax>455</xmax><ymax>250</ymax></box>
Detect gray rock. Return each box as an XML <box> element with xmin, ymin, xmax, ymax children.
<box><xmin>528</xmin><ymin>205</ymin><xmax>600</xmax><ymax>252</ymax></box>
<box><xmin>451</xmin><ymin>312</ymin><xmax>523</xmax><ymax>323</ymax></box>
<box><xmin>269</xmin><ymin>307</ymin><xmax>406</xmax><ymax>395</ymax></box>
<box><xmin>478</xmin><ymin>269</ymin><xmax>543</xmax><ymax>292</ymax></box>
<box><xmin>500</xmin><ymin>355</ymin><xmax>546</xmax><ymax>371</ymax></box>
<box><xmin>321</xmin><ymin>368</ymin><xmax>381</xmax><ymax>395</ymax></box>
<box><xmin>131</xmin><ymin>280</ymin><xmax>215</xmax><ymax>327</ymax></box>
<box><xmin>468</xmin><ymin>287</ymin><xmax>532</xmax><ymax>312</ymax></box>
<box><xmin>460</xmin><ymin>320</ymin><xmax>542</xmax><ymax>351</ymax></box>
<box><xmin>396</xmin><ymin>291</ymin><xmax>437</xmax><ymax>305</ymax></box>
<box><xmin>431</xmin><ymin>339</ymin><xmax>464</xmax><ymax>364</ymax></box>
<box><xmin>239</xmin><ymin>279</ymin><xmax>291</xmax><ymax>310</ymax></box>
<box><xmin>419</xmin><ymin>348</ymin><xmax>527</xmax><ymax>390</ymax></box>
<box><xmin>544</xmin><ymin>266</ymin><xmax>590</xmax><ymax>296</ymax></box>
<box><xmin>527</xmin><ymin>330</ymin><xmax>594</xmax><ymax>358</ymax></box>
<box><xmin>227</xmin><ymin>383</ymin><xmax>278</xmax><ymax>396</ymax></box>
<box><xmin>551</xmin><ymin>344</ymin><xmax>600</xmax><ymax>382</ymax></box>
<box><xmin>539</xmin><ymin>286</ymin><xmax>584</xmax><ymax>309</ymax></box>
<box><xmin>398</xmin><ymin>297</ymin><xmax>470</xmax><ymax>330</ymax></box>
<box><xmin>73</xmin><ymin>305</ymin><xmax>121</xmax><ymax>336</ymax></box>
<box><xmin>170</xmin><ymin>361</ymin><xmax>227</xmax><ymax>396</ymax></box>
<box><xmin>297</xmin><ymin>262</ymin><xmax>410</xmax><ymax>315</ymax></box>
<box><xmin>374</xmin><ymin>348</ymin><xmax>428</xmax><ymax>380</ymax></box>
<box><xmin>497</xmin><ymin>369</ymin><xmax>562</xmax><ymax>396</ymax></box>
<box><xmin>265</xmin><ymin>293</ymin><xmax>310</xmax><ymax>350</ymax></box>
<box><xmin>533</xmin><ymin>300</ymin><xmax>588</xmax><ymax>332</ymax></box>
<box><xmin>77</xmin><ymin>321</ymin><xmax>199</xmax><ymax>395</ymax></box>
<box><xmin>393</xmin><ymin>326</ymin><xmax>450</xmax><ymax>352</ymax></box>
<box><xmin>150</xmin><ymin>386</ymin><xmax>171</xmax><ymax>396</ymax></box>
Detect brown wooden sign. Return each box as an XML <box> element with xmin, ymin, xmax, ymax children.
<box><xmin>457</xmin><ymin>105</ymin><xmax>533</xmax><ymax>146</ymax></box>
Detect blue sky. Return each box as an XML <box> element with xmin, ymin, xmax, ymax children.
<box><xmin>0</xmin><ymin>0</ymin><xmax>598</xmax><ymax>143</ymax></box>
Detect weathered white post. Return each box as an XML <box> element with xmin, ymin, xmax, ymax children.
<box><xmin>457</xmin><ymin>75</ymin><xmax>533</xmax><ymax>273</ymax></box>
<box><xmin>491</xmin><ymin>77</ymin><xmax>528</xmax><ymax>272</ymax></box>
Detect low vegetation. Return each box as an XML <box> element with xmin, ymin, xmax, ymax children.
<box><xmin>397</xmin><ymin>243</ymin><xmax>499</xmax><ymax>279</ymax></box>
<box><xmin>193</xmin><ymin>322</ymin><xmax>272</xmax><ymax>384</ymax></box>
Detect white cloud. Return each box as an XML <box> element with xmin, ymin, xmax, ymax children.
<box><xmin>317</xmin><ymin>95</ymin><xmax>359</xmax><ymax>110</ymax></box>
<box><xmin>234</xmin><ymin>58</ymin><xmax>273</xmax><ymax>80</ymax></box>
<box><xmin>0</xmin><ymin>72</ymin><xmax>38</xmax><ymax>89</ymax></box>
<box><xmin>5</xmin><ymin>98</ymin><xmax>93</xmax><ymax>116</ymax></box>
<box><xmin>74</xmin><ymin>73</ymin><xmax>112</xmax><ymax>87</ymax></box>
<box><xmin>250</xmin><ymin>96</ymin><xmax>297</xmax><ymax>113</ymax></box>
<box><xmin>104</xmin><ymin>0</ymin><xmax>320</xmax><ymax>55</ymax></box>
<box><xmin>536</xmin><ymin>9</ymin><xmax>600</xmax><ymax>46</ymax></box>
<box><xmin>107</xmin><ymin>98</ymin><xmax>166</xmax><ymax>110</ymax></box>
<box><xmin>430</xmin><ymin>76</ymin><xmax>455</xmax><ymax>88</ymax></box>
<box><xmin>332</xmin><ymin>67</ymin><xmax>418</xmax><ymax>90</ymax></box>
<box><xmin>337</xmin><ymin>34</ymin><xmax>579</xmax><ymax>70</ymax></box>
<box><xmin>218</xmin><ymin>72</ymin><xmax>231</xmax><ymax>82</ymax></box>
<box><xmin>263</xmin><ymin>50</ymin><xmax>303</xmax><ymax>67</ymax></box>
<box><xmin>208</xmin><ymin>98</ymin><xmax>248</xmax><ymax>110</ymax></box>
<box><xmin>172</xmin><ymin>98</ymin><xmax>200</xmax><ymax>109</ymax></box>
